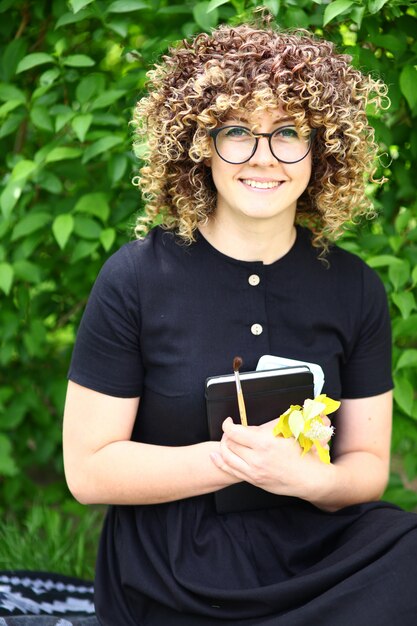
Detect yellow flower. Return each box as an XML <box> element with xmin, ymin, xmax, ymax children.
<box><xmin>273</xmin><ymin>394</ymin><xmax>340</xmax><ymax>464</ymax></box>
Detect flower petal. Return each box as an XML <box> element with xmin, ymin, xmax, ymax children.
<box><xmin>313</xmin><ymin>440</ymin><xmax>331</xmax><ymax>464</ymax></box>
<box><xmin>273</xmin><ymin>413</ymin><xmax>292</xmax><ymax>438</ymax></box>
<box><xmin>315</xmin><ymin>394</ymin><xmax>341</xmax><ymax>415</ymax></box>
<box><xmin>288</xmin><ymin>410</ymin><xmax>305</xmax><ymax>440</ymax></box>
<box><xmin>303</xmin><ymin>398</ymin><xmax>326</xmax><ymax>421</ymax></box>
<box><xmin>299</xmin><ymin>433</ymin><xmax>313</xmax><ymax>456</ymax></box>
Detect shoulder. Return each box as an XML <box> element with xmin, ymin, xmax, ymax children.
<box><xmin>300</xmin><ymin>228</ymin><xmax>385</xmax><ymax>293</ymax></box>
<box><xmin>327</xmin><ymin>240</ymin><xmax>386</xmax><ymax>298</ymax></box>
<box><xmin>97</xmin><ymin>227</ymin><xmax>176</xmax><ymax>281</ymax></box>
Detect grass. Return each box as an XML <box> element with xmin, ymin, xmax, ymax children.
<box><xmin>0</xmin><ymin>502</ymin><xmax>105</xmax><ymax>580</ymax></box>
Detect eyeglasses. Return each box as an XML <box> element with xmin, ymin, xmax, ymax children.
<box><xmin>209</xmin><ymin>125</ymin><xmax>316</xmax><ymax>165</ymax></box>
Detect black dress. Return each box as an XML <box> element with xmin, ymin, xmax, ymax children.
<box><xmin>68</xmin><ymin>226</ymin><xmax>417</xmax><ymax>625</ymax></box>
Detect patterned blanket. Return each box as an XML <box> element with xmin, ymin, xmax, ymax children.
<box><xmin>0</xmin><ymin>572</ymin><xmax>98</xmax><ymax>625</ymax></box>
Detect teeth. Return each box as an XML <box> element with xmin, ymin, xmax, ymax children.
<box><xmin>242</xmin><ymin>179</ymin><xmax>281</xmax><ymax>189</ymax></box>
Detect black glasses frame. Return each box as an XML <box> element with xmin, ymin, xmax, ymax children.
<box><xmin>209</xmin><ymin>125</ymin><xmax>316</xmax><ymax>165</ymax></box>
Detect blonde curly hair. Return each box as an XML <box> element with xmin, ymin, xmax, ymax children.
<box><xmin>132</xmin><ymin>20</ymin><xmax>388</xmax><ymax>252</ymax></box>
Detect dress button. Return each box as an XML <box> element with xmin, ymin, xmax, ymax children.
<box><xmin>248</xmin><ymin>274</ymin><xmax>260</xmax><ymax>286</ymax></box>
<box><xmin>251</xmin><ymin>323</ymin><xmax>263</xmax><ymax>336</ymax></box>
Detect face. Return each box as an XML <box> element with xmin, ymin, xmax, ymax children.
<box><xmin>207</xmin><ymin>108</ymin><xmax>313</xmax><ymax>229</ymax></box>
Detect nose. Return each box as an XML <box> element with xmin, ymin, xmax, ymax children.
<box><xmin>248</xmin><ymin>135</ymin><xmax>277</xmax><ymax>166</ymax></box>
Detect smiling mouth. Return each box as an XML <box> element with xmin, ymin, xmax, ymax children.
<box><xmin>241</xmin><ymin>179</ymin><xmax>283</xmax><ymax>189</ymax></box>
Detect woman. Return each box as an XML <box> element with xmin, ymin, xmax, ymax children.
<box><xmin>63</xmin><ymin>18</ymin><xmax>417</xmax><ymax>626</ymax></box>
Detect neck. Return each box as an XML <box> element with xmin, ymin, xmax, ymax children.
<box><xmin>198</xmin><ymin>214</ymin><xmax>297</xmax><ymax>265</ymax></box>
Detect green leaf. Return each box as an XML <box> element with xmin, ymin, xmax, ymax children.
<box><xmin>76</xmin><ymin>75</ymin><xmax>104</xmax><ymax>104</ymax></box>
<box><xmin>52</xmin><ymin>214</ymin><xmax>74</xmax><ymax>249</ymax></box>
<box><xmin>39</xmin><ymin>67</ymin><xmax>61</xmax><ymax>86</ymax></box>
<box><xmin>82</xmin><ymin>136</ymin><xmax>123</xmax><ymax>163</ymax></box>
<box><xmin>0</xmin><ymin>0</ymin><xmax>14</xmax><ymax>12</ymax></box>
<box><xmin>207</xmin><ymin>0</ymin><xmax>229</xmax><ymax>12</ymax></box>
<box><xmin>55</xmin><ymin>110</ymin><xmax>75</xmax><ymax>133</ymax></box>
<box><xmin>284</xmin><ymin>6</ymin><xmax>309</xmax><ymax>28</ymax></box>
<box><xmin>55</xmin><ymin>7</ymin><xmax>94</xmax><ymax>28</ymax></box>
<box><xmin>35</xmin><ymin>171</ymin><xmax>63</xmax><ymax>194</ymax></box>
<box><xmin>393</xmin><ymin>315</ymin><xmax>417</xmax><ymax>342</ymax></box>
<box><xmin>11</xmin><ymin>213</ymin><xmax>51</xmax><ymax>241</ymax></box>
<box><xmin>72</xmin><ymin>114</ymin><xmax>93</xmax><ymax>142</ymax></box>
<box><xmin>0</xmin><ymin>83</ymin><xmax>26</xmax><ymax>102</ymax></box>
<box><xmin>108</xmin><ymin>153</ymin><xmax>128</xmax><ymax>185</ymax></box>
<box><xmin>100</xmin><ymin>228</ymin><xmax>116</xmax><ymax>251</ymax></box>
<box><xmin>367</xmin><ymin>0</ymin><xmax>389</xmax><ymax>13</ymax></box>
<box><xmin>30</xmin><ymin>106</ymin><xmax>54</xmax><ymax>132</ymax></box>
<box><xmin>45</xmin><ymin>147</ymin><xmax>83</xmax><ymax>163</ymax></box>
<box><xmin>106</xmin><ymin>19</ymin><xmax>129</xmax><ymax>38</ymax></box>
<box><xmin>1</xmin><ymin>37</ymin><xmax>27</xmax><ymax>81</ymax></box>
<box><xmin>396</xmin><ymin>349</ymin><xmax>417</xmax><ymax>371</ymax></box>
<box><xmin>16</xmin><ymin>53</ymin><xmax>55</xmax><ymax>73</ymax></box>
<box><xmin>193</xmin><ymin>2</ymin><xmax>219</xmax><ymax>30</ymax></box>
<box><xmin>395</xmin><ymin>209</ymin><xmax>412</xmax><ymax>234</ymax></box>
<box><xmin>263</xmin><ymin>0</ymin><xmax>280</xmax><ymax>16</ymax></box>
<box><xmin>372</xmin><ymin>34</ymin><xmax>407</xmax><ymax>56</ymax></box>
<box><xmin>0</xmin><ymin>181</ymin><xmax>23</xmax><ymax>218</ymax></box>
<box><xmin>90</xmin><ymin>90</ymin><xmax>126</xmax><ymax>111</ymax></box>
<box><xmin>23</xmin><ymin>319</ymin><xmax>47</xmax><ymax>358</ymax></box>
<box><xmin>71</xmin><ymin>240</ymin><xmax>99</xmax><ymax>262</ymax></box>
<box><xmin>106</xmin><ymin>0</ymin><xmax>148</xmax><ymax>12</ymax></box>
<box><xmin>394</xmin><ymin>374</ymin><xmax>414</xmax><ymax>415</ymax></box>
<box><xmin>392</xmin><ymin>292</ymin><xmax>416</xmax><ymax>320</ymax></box>
<box><xmin>0</xmin><ymin>100</ymin><xmax>24</xmax><ymax>118</ymax></box>
<box><xmin>69</xmin><ymin>0</ymin><xmax>95</xmax><ymax>12</ymax></box>
<box><xmin>411</xmin><ymin>266</ymin><xmax>417</xmax><ymax>287</ymax></box>
<box><xmin>367</xmin><ymin>254</ymin><xmax>402</xmax><ymax>268</ymax></box>
<box><xmin>389</xmin><ymin>259</ymin><xmax>410</xmax><ymax>291</ymax></box>
<box><xmin>74</xmin><ymin>192</ymin><xmax>110</xmax><ymax>222</ymax></box>
<box><xmin>0</xmin><ymin>111</ymin><xmax>25</xmax><ymax>138</ymax></box>
<box><xmin>13</xmin><ymin>260</ymin><xmax>42</xmax><ymax>284</ymax></box>
<box><xmin>74</xmin><ymin>215</ymin><xmax>102</xmax><ymax>240</ymax></box>
<box><xmin>323</xmin><ymin>0</ymin><xmax>354</xmax><ymax>26</ymax></box>
<box><xmin>0</xmin><ymin>434</ymin><xmax>18</xmax><ymax>476</ymax></box>
<box><xmin>400</xmin><ymin>66</ymin><xmax>417</xmax><ymax>112</ymax></box>
<box><xmin>0</xmin><ymin>262</ymin><xmax>14</xmax><ymax>295</ymax></box>
<box><xmin>10</xmin><ymin>160</ymin><xmax>37</xmax><ymax>182</ymax></box>
<box><xmin>63</xmin><ymin>55</ymin><xmax>95</xmax><ymax>68</ymax></box>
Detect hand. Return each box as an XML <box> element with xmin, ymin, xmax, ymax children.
<box><xmin>209</xmin><ymin>417</ymin><xmax>330</xmax><ymax>499</ymax></box>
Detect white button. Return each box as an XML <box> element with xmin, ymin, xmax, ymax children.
<box><xmin>251</xmin><ymin>323</ymin><xmax>263</xmax><ymax>336</ymax></box>
<box><xmin>248</xmin><ymin>274</ymin><xmax>260</xmax><ymax>286</ymax></box>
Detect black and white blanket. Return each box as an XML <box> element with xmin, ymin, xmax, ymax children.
<box><xmin>0</xmin><ymin>572</ymin><xmax>98</xmax><ymax>625</ymax></box>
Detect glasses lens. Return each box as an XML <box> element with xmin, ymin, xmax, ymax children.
<box><xmin>214</xmin><ymin>127</ymin><xmax>256</xmax><ymax>164</ymax></box>
<box><xmin>270</xmin><ymin>127</ymin><xmax>312</xmax><ymax>163</ymax></box>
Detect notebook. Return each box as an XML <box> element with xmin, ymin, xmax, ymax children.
<box><xmin>205</xmin><ymin>365</ymin><xmax>314</xmax><ymax>513</ymax></box>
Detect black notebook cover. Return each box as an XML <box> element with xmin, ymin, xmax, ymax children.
<box><xmin>205</xmin><ymin>366</ymin><xmax>314</xmax><ymax>513</ymax></box>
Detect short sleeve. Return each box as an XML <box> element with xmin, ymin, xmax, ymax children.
<box><xmin>340</xmin><ymin>263</ymin><xmax>393</xmax><ymax>399</ymax></box>
<box><xmin>68</xmin><ymin>243</ymin><xmax>143</xmax><ymax>397</ymax></box>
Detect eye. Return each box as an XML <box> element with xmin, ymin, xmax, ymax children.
<box><xmin>274</xmin><ymin>126</ymin><xmax>300</xmax><ymax>141</ymax></box>
<box><xmin>223</xmin><ymin>126</ymin><xmax>252</xmax><ymax>139</ymax></box>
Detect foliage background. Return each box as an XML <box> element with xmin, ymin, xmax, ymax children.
<box><xmin>0</xmin><ymin>0</ymin><xmax>417</xmax><ymax>576</ymax></box>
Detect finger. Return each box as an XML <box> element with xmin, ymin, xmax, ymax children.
<box><xmin>221</xmin><ymin>417</ymin><xmax>259</xmax><ymax>446</ymax></box>
<box><xmin>210</xmin><ymin>448</ymin><xmax>252</xmax><ymax>482</ymax></box>
<box><xmin>321</xmin><ymin>415</ymin><xmax>331</xmax><ymax>428</ymax></box>
<box><xmin>209</xmin><ymin>451</ymin><xmax>233</xmax><ymax>474</ymax></box>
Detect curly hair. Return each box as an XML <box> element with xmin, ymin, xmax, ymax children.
<box><xmin>132</xmin><ymin>20</ymin><xmax>389</xmax><ymax>252</ymax></box>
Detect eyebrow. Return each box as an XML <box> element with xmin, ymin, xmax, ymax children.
<box><xmin>227</xmin><ymin>115</ymin><xmax>295</xmax><ymax>126</ymax></box>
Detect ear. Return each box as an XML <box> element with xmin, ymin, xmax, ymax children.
<box><xmin>204</xmin><ymin>158</ymin><xmax>212</xmax><ymax>168</ymax></box>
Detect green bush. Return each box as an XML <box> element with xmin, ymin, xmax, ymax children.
<box><xmin>0</xmin><ymin>0</ymin><xmax>416</xmax><ymax>529</ymax></box>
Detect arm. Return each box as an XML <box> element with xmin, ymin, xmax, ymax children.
<box><xmin>63</xmin><ymin>380</ymin><xmax>239</xmax><ymax>506</ymax></box>
<box><xmin>210</xmin><ymin>390</ymin><xmax>392</xmax><ymax>512</ymax></box>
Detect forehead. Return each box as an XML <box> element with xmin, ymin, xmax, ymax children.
<box><xmin>224</xmin><ymin>107</ymin><xmax>292</xmax><ymax>126</ymax></box>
